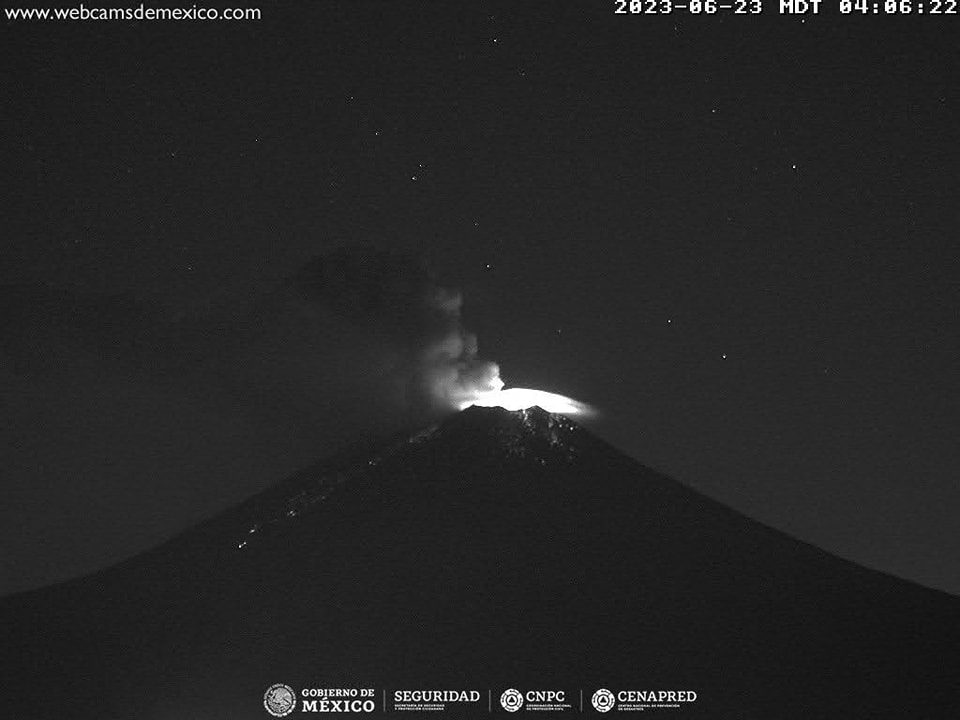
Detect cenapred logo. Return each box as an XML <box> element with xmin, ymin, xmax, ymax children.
<box><xmin>264</xmin><ymin>683</ymin><xmax>297</xmax><ymax>717</ymax></box>
<box><xmin>591</xmin><ymin>688</ymin><xmax>615</xmax><ymax>713</ymax></box>
<box><xmin>500</xmin><ymin>688</ymin><xmax>524</xmax><ymax>712</ymax></box>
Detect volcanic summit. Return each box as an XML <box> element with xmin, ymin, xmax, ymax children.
<box><xmin>1</xmin><ymin>406</ymin><xmax>957</xmax><ymax>718</ymax></box>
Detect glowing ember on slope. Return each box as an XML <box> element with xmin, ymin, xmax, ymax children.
<box><xmin>458</xmin><ymin>387</ymin><xmax>595</xmax><ymax>416</ymax></box>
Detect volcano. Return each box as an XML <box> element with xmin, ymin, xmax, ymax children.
<box><xmin>2</xmin><ymin>406</ymin><xmax>957</xmax><ymax>718</ymax></box>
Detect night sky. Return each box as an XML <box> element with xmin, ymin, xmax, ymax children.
<box><xmin>2</xmin><ymin>4</ymin><xmax>958</xmax><ymax>597</ymax></box>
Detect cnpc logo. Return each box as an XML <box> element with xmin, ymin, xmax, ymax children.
<box><xmin>500</xmin><ymin>689</ymin><xmax>524</xmax><ymax>712</ymax></box>
<box><xmin>501</xmin><ymin>688</ymin><xmax>567</xmax><ymax>712</ymax></box>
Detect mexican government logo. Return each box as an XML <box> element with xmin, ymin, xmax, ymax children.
<box><xmin>591</xmin><ymin>688</ymin><xmax>616</xmax><ymax>713</ymax></box>
<box><xmin>501</xmin><ymin>688</ymin><xmax>524</xmax><ymax>712</ymax></box>
<box><xmin>263</xmin><ymin>683</ymin><xmax>297</xmax><ymax>717</ymax></box>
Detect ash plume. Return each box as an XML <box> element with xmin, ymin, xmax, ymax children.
<box><xmin>416</xmin><ymin>287</ymin><xmax>504</xmax><ymax>412</ymax></box>
<box><xmin>291</xmin><ymin>245</ymin><xmax>503</xmax><ymax>417</ymax></box>
<box><xmin>0</xmin><ymin>244</ymin><xmax>502</xmax><ymax>594</ymax></box>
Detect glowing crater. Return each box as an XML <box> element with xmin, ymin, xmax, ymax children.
<box><xmin>458</xmin><ymin>387</ymin><xmax>594</xmax><ymax>416</ymax></box>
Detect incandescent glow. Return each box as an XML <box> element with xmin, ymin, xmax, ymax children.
<box><xmin>458</xmin><ymin>387</ymin><xmax>594</xmax><ymax>416</ymax></box>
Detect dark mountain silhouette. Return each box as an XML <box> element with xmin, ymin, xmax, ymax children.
<box><xmin>2</xmin><ymin>406</ymin><xmax>957</xmax><ymax>719</ymax></box>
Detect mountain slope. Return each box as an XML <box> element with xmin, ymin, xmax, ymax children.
<box><xmin>2</xmin><ymin>406</ymin><xmax>957</xmax><ymax>719</ymax></box>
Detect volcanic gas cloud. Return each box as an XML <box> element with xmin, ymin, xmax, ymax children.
<box><xmin>420</xmin><ymin>286</ymin><xmax>592</xmax><ymax>417</ymax></box>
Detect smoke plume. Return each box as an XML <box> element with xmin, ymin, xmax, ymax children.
<box><xmin>291</xmin><ymin>245</ymin><xmax>503</xmax><ymax>417</ymax></box>
<box><xmin>0</xmin><ymin>244</ymin><xmax>502</xmax><ymax>593</ymax></box>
